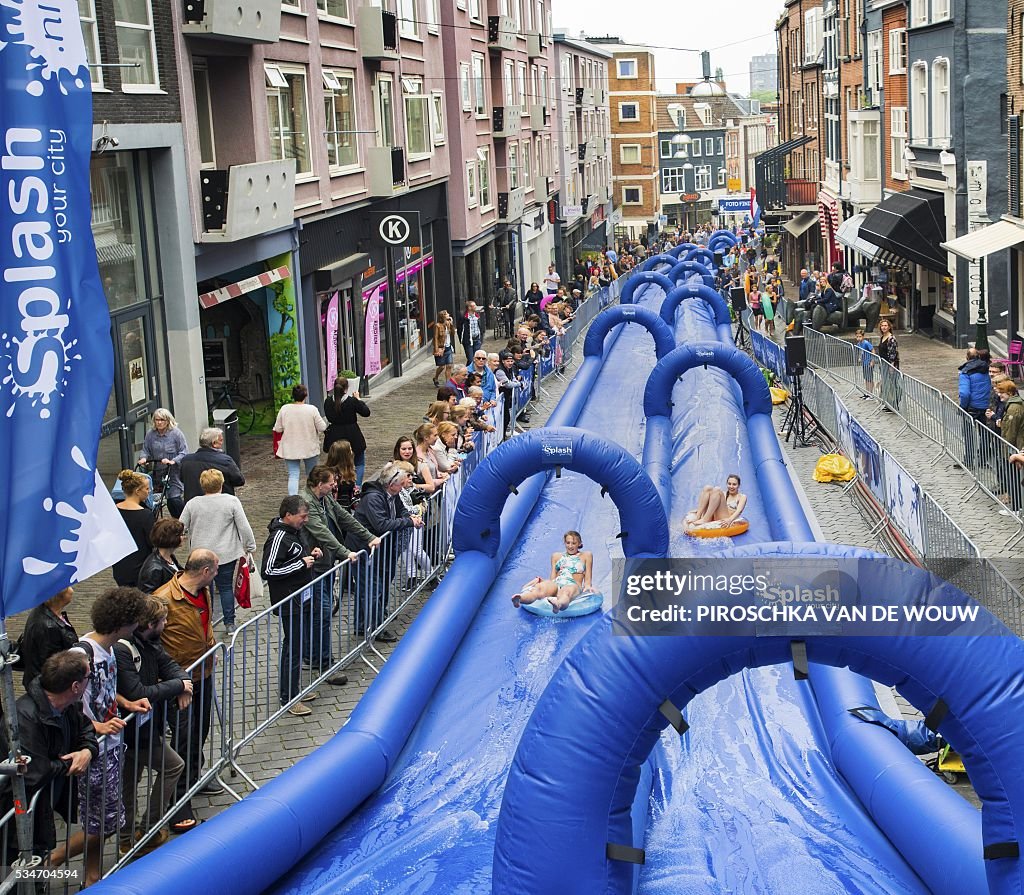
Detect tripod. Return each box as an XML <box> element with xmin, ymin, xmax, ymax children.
<box><xmin>734</xmin><ymin>311</ymin><xmax>751</xmax><ymax>350</ymax></box>
<box><xmin>780</xmin><ymin>373</ymin><xmax>816</xmax><ymax>447</ymax></box>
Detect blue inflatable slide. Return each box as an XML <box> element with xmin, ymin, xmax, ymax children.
<box><xmin>96</xmin><ymin>252</ymin><xmax>1024</xmax><ymax>895</ymax></box>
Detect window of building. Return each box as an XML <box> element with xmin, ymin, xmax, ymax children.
<box><xmin>469</xmin><ymin>0</ymin><xmax>481</xmax><ymax>20</ymax></box>
<box><xmin>694</xmin><ymin>165</ymin><xmax>711</xmax><ymax>191</ymax></box>
<box><xmin>889</xmin><ymin>28</ymin><xmax>907</xmax><ymax>74</ymax></box>
<box><xmin>621</xmin><ymin>144</ymin><xmax>642</xmax><ymax>164</ymax></box>
<box><xmin>430</xmin><ymin>92</ymin><xmax>445</xmax><ymax>144</ymax></box>
<box><xmin>116</xmin><ymin>0</ymin><xmax>160</xmax><ymax>90</ymax></box>
<box><xmin>423</xmin><ymin>0</ymin><xmax>438</xmax><ymax>33</ymax></box>
<box><xmin>910</xmin><ymin>0</ymin><xmax>927</xmax><ymax>27</ymax></box>
<box><xmin>282</xmin><ymin>0</ymin><xmax>300</xmax><ymax>7</ymax></box>
<box><xmin>617</xmin><ymin>58</ymin><xmax>637</xmax><ymax>79</ymax></box>
<box><xmin>933</xmin><ymin>0</ymin><xmax>950</xmax><ymax>21</ymax></box>
<box><xmin>375</xmin><ymin>74</ymin><xmax>395</xmax><ymax>148</ymax></box>
<box><xmin>691</xmin><ymin>139</ymin><xmax>701</xmax><ymax>157</ymax></box>
<box><xmin>403</xmin><ymin>77</ymin><xmax>431</xmax><ymax>157</ymax></box>
<box><xmin>659</xmin><ymin>139</ymin><xmax>673</xmax><ymax>158</ymax></box>
<box><xmin>193</xmin><ymin>63</ymin><xmax>216</xmax><ymax>168</ymax></box>
<box><xmin>910</xmin><ymin>61</ymin><xmax>928</xmax><ymax>143</ymax></box>
<box><xmin>618</xmin><ymin>102</ymin><xmax>639</xmax><ymax>122</ymax></box>
<box><xmin>509</xmin><ymin>141</ymin><xmax>519</xmax><ymax>189</ymax></box>
<box><xmin>539</xmin><ymin>66</ymin><xmax>548</xmax><ymax>107</ymax></box>
<box><xmin>866</xmin><ymin>30</ymin><xmax>882</xmax><ymax>96</ymax></box>
<box><xmin>849</xmin><ymin>116</ymin><xmax>880</xmax><ymax>181</ymax></box>
<box><xmin>803</xmin><ymin>8</ymin><xmax>823</xmax><ymax>64</ymax></box>
<box><xmin>522</xmin><ymin>140</ymin><xmax>532</xmax><ymax>188</ymax></box>
<box><xmin>478</xmin><ymin>146</ymin><xmax>492</xmax><ymax>208</ymax></box>
<box><xmin>517</xmin><ymin>62</ymin><xmax>528</xmax><ymax>111</ymax></box>
<box><xmin>266</xmin><ymin>64</ymin><xmax>312</xmax><ymax>175</ymax></box>
<box><xmin>78</xmin><ymin>0</ymin><xmax>104</xmax><ymax>89</ymax></box>
<box><xmin>324</xmin><ymin>69</ymin><xmax>358</xmax><ymax>169</ymax></box>
<box><xmin>932</xmin><ymin>58</ymin><xmax>950</xmax><ymax>147</ymax></box>
<box><xmin>472</xmin><ymin>53</ymin><xmax>487</xmax><ymax>117</ymax></box>
<box><xmin>661</xmin><ymin>167</ymin><xmax>687</xmax><ymax>192</ymax></box>
<box><xmin>716</xmin><ymin>136</ymin><xmax>724</xmax><ymax>155</ymax></box>
<box><xmin>317</xmin><ymin>0</ymin><xmax>348</xmax><ymax>18</ymax></box>
<box><xmin>717</xmin><ymin>167</ymin><xmax>726</xmax><ymax>186</ymax></box>
<box><xmin>704</xmin><ymin>137</ymin><xmax>713</xmax><ymax>155</ymax></box>
<box><xmin>891</xmin><ymin>106</ymin><xmax>908</xmax><ymax>179</ymax></box>
<box><xmin>623</xmin><ymin>185</ymin><xmax>642</xmax><ymax>204</ymax></box>
<box><xmin>460</xmin><ymin>62</ymin><xmax>472</xmax><ymax>111</ymax></box>
<box><xmin>503</xmin><ymin>58</ymin><xmax>516</xmax><ymax>107</ymax></box>
<box><xmin>398</xmin><ymin>0</ymin><xmax>418</xmax><ymax>37</ymax></box>
<box><xmin>466</xmin><ymin>160</ymin><xmax>478</xmax><ymax>208</ymax></box>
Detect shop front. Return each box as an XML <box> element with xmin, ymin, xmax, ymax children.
<box><xmin>92</xmin><ymin>152</ymin><xmax>173</xmax><ymax>483</ymax></box>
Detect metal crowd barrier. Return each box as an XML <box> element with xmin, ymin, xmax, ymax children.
<box><xmin>793</xmin><ymin>365</ymin><xmax>1024</xmax><ymax>637</ymax></box>
<box><xmin>801</xmin><ymin>327</ymin><xmax>1024</xmax><ymax>541</ymax></box>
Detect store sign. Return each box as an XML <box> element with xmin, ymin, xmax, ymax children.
<box><xmin>718</xmin><ymin>197</ymin><xmax>750</xmax><ymax>213</ymax></box>
<box><xmin>561</xmin><ymin>204</ymin><xmax>583</xmax><ymax>218</ymax></box>
<box><xmin>966</xmin><ymin>160</ymin><xmax>988</xmax><ymax>325</ymax></box>
<box><xmin>727</xmin><ymin>178</ymin><xmax>742</xmax><ymax>192</ymax></box>
<box><xmin>371</xmin><ymin>211</ymin><xmax>419</xmax><ymax>247</ymax></box>
<box><xmin>680</xmin><ymin>192</ymin><xmax>700</xmax><ymax>203</ymax></box>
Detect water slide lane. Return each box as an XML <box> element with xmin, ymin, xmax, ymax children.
<box><xmin>637</xmin><ymin>298</ymin><xmax>927</xmax><ymax>894</ymax></box>
<box><xmin>267</xmin><ymin>289</ymin><xmax>665</xmax><ymax>894</ymax></box>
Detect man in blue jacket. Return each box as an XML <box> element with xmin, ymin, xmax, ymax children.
<box><xmin>798</xmin><ymin>268</ymin><xmax>814</xmax><ymax>302</ymax></box>
<box><xmin>958</xmin><ymin>347</ymin><xmax>991</xmax><ymax>467</ymax></box>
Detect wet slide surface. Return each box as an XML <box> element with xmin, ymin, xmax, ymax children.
<box><xmin>270</xmin><ymin>294</ymin><xmax>927</xmax><ymax>895</ymax></box>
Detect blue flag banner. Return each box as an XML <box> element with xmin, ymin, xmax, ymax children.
<box><xmin>0</xmin><ymin>0</ymin><xmax>134</xmax><ymax>617</ymax></box>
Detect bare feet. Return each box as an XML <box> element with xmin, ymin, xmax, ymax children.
<box><xmin>511</xmin><ymin>593</ymin><xmax>521</xmax><ymax>608</ymax></box>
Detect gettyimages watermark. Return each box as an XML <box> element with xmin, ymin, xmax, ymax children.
<box><xmin>611</xmin><ymin>557</ymin><xmax>1010</xmax><ymax>638</ymax></box>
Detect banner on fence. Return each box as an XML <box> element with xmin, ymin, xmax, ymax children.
<box><xmin>883</xmin><ymin>453</ymin><xmax>925</xmax><ymax>555</ymax></box>
<box><xmin>834</xmin><ymin>393</ymin><xmax>884</xmax><ymax>502</ymax></box>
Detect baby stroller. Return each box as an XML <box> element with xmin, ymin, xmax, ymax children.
<box><xmin>110</xmin><ymin>463</ymin><xmax>167</xmax><ymax>518</ymax></box>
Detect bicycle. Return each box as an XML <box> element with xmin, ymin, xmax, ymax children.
<box><xmin>208</xmin><ymin>379</ymin><xmax>257</xmax><ymax>435</ymax></box>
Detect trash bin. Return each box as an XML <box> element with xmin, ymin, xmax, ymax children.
<box><xmin>212</xmin><ymin>408</ymin><xmax>241</xmax><ymax>469</ymax></box>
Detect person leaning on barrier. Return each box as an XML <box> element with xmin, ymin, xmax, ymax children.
<box><xmin>154</xmin><ymin>549</ymin><xmax>218</xmax><ymax>833</ymax></box>
<box><xmin>262</xmin><ymin>496</ymin><xmax>322</xmax><ymax>718</ymax></box>
<box><xmin>354</xmin><ymin>463</ymin><xmax>425</xmax><ymax>643</ymax></box>
<box><xmin>298</xmin><ymin>467</ymin><xmax>381</xmax><ymax>687</ymax></box>
<box><xmin>114</xmin><ymin>595</ymin><xmax>191</xmax><ymax>855</ymax></box>
<box><xmin>0</xmin><ymin>651</ymin><xmax>96</xmax><ymax>865</ymax></box>
<box><xmin>180</xmin><ymin>428</ymin><xmax>245</xmax><ymax>504</ymax></box>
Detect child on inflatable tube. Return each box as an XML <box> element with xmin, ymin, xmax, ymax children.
<box><xmin>512</xmin><ymin>531</ymin><xmax>594</xmax><ymax>614</ymax></box>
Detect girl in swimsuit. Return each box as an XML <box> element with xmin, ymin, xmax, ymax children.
<box><xmin>685</xmin><ymin>474</ymin><xmax>747</xmax><ymax>532</ymax></box>
<box><xmin>512</xmin><ymin>531</ymin><xmax>594</xmax><ymax>614</ymax></box>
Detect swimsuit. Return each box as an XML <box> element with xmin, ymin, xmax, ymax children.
<box><xmin>554</xmin><ymin>552</ymin><xmax>585</xmax><ymax>589</ymax></box>
<box><xmin>726</xmin><ymin>496</ymin><xmax>740</xmax><ymax>511</ymax></box>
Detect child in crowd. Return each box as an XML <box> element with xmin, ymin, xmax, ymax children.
<box><xmin>854</xmin><ymin>329</ymin><xmax>875</xmax><ymax>399</ymax></box>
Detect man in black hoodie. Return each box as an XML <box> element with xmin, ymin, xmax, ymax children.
<box><xmin>262</xmin><ymin>496</ymin><xmax>322</xmax><ymax>717</ymax></box>
<box><xmin>354</xmin><ymin>463</ymin><xmax>423</xmax><ymax>642</ymax></box>
<box><xmin>115</xmin><ymin>595</ymin><xmax>191</xmax><ymax>853</ymax></box>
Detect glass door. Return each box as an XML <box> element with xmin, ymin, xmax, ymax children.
<box><xmin>98</xmin><ymin>308</ymin><xmax>161</xmax><ymax>484</ymax></box>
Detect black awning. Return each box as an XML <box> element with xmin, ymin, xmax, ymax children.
<box><xmin>859</xmin><ymin>188</ymin><xmax>948</xmax><ymax>274</ymax></box>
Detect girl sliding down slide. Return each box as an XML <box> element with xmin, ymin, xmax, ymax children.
<box><xmin>685</xmin><ymin>475</ymin><xmax>748</xmax><ymax>534</ymax></box>
<box><xmin>512</xmin><ymin>531</ymin><xmax>593</xmax><ymax>614</ymax></box>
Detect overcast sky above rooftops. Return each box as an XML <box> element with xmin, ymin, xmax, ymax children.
<box><xmin>554</xmin><ymin>0</ymin><xmax>781</xmax><ymax>96</ymax></box>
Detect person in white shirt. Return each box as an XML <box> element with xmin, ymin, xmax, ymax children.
<box><xmin>273</xmin><ymin>383</ymin><xmax>328</xmax><ymax>495</ymax></box>
<box><xmin>543</xmin><ymin>263</ymin><xmax>561</xmax><ymax>295</ymax></box>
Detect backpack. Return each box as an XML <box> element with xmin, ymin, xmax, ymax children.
<box><xmin>840</xmin><ymin>273</ymin><xmax>854</xmax><ymax>293</ymax></box>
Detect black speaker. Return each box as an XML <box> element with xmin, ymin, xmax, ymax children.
<box><xmin>785</xmin><ymin>334</ymin><xmax>807</xmax><ymax>376</ymax></box>
<box><xmin>730</xmin><ymin>287</ymin><xmax>747</xmax><ymax>313</ymax></box>
<box><xmin>713</xmin><ymin>251</ymin><xmax>724</xmax><ymax>269</ymax></box>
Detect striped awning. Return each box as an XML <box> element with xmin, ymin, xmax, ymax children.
<box><xmin>94</xmin><ymin>239</ymin><xmax>136</xmax><ymax>266</ymax></box>
<box><xmin>198</xmin><ymin>265</ymin><xmax>291</xmax><ymax>310</ymax></box>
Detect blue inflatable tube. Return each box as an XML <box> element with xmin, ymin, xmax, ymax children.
<box><xmin>493</xmin><ymin>546</ymin><xmax>1024</xmax><ymax>895</ymax></box>
<box><xmin>582</xmin><ymin>305</ymin><xmax>674</xmax><ymax>360</ymax></box>
<box><xmin>710</xmin><ymin>228</ymin><xmax>738</xmax><ymax>245</ymax></box>
<box><xmin>618</xmin><ymin>270</ymin><xmax>673</xmax><ymax>306</ymax></box>
<box><xmin>666</xmin><ymin>260</ymin><xmax>714</xmax><ymax>288</ymax></box>
<box><xmin>658</xmin><ymin>284</ymin><xmax>732</xmax><ymax>343</ymax></box>
<box><xmin>667</xmin><ymin>242</ymin><xmax>696</xmax><ymax>258</ymax></box>
<box><xmin>684</xmin><ymin>246</ymin><xmax>716</xmax><ymax>269</ymax></box>
<box><xmin>91</xmin><ymin>296</ymin><xmax>640</xmax><ymax>895</ymax></box>
<box><xmin>638</xmin><ymin>253</ymin><xmax>678</xmax><ymax>273</ymax></box>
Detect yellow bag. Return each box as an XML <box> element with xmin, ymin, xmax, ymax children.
<box><xmin>770</xmin><ymin>386</ymin><xmax>789</xmax><ymax>405</ymax></box>
<box><xmin>813</xmin><ymin>454</ymin><xmax>856</xmax><ymax>483</ymax></box>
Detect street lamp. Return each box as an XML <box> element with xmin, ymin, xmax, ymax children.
<box><xmin>681</xmin><ymin>162</ymin><xmax>694</xmax><ymax>230</ymax></box>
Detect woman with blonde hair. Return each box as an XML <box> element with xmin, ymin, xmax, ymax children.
<box><xmin>435</xmin><ymin>421</ymin><xmax>468</xmax><ymax>472</ymax></box>
<box><xmin>139</xmin><ymin>407</ymin><xmax>188</xmax><ymax>517</ymax></box>
<box><xmin>414</xmin><ymin>423</ymin><xmax>449</xmax><ymax>493</ymax></box>
<box><xmin>428</xmin><ymin>310</ymin><xmax>458</xmax><ymax>387</ymax></box>
<box><xmin>424</xmin><ymin>400</ymin><xmax>453</xmax><ymax>426</ymax></box>
<box><xmin>113</xmin><ymin>469</ymin><xmax>155</xmax><ymax>586</ymax></box>
<box><xmin>325</xmin><ymin>438</ymin><xmax>358</xmax><ymax>510</ymax></box>
<box><xmin>180</xmin><ymin>468</ymin><xmax>257</xmax><ymax>635</ymax></box>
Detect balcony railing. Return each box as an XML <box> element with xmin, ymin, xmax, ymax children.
<box><xmin>488</xmin><ymin>15</ymin><xmax>516</xmax><ymax>52</ymax></box>
<box><xmin>785</xmin><ymin>178</ymin><xmax>818</xmax><ymax>206</ymax></box>
<box><xmin>199</xmin><ymin>160</ymin><xmax>295</xmax><ymax>243</ymax></box>
<box><xmin>182</xmin><ymin>0</ymin><xmax>281</xmax><ymax>42</ymax></box>
<box><xmin>498</xmin><ymin>188</ymin><xmax>526</xmax><ymax>222</ymax></box>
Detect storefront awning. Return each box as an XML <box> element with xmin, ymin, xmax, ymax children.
<box><xmin>837</xmin><ymin>212</ymin><xmax>882</xmax><ymax>258</ymax></box>
<box><xmin>783</xmin><ymin>211</ymin><xmax>820</xmax><ymax>238</ymax></box>
<box><xmin>859</xmin><ymin>188</ymin><xmax>947</xmax><ymax>274</ymax></box>
<box><xmin>941</xmin><ymin>219</ymin><xmax>1024</xmax><ymax>262</ymax></box>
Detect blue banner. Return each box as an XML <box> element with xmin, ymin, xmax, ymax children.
<box><xmin>0</xmin><ymin>1</ymin><xmax>133</xmax><ymax>616</ymax></box>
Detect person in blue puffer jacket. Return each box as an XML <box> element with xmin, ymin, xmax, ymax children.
<box><xmin>958</xmin><ymin>347</ymin><xmax>991</xmax><ymax>468</ymax></box>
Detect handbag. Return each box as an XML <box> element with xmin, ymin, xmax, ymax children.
<box><xmin>248</xmin><ymin>555</ymin><xmax>264</xmax><ymax>601</ymax></box>
<box><xmin>233</xmin><ymin>557</ymin><xmax>252</xmax><ymax>609</ymax></box>
<box><xmin>272</xmin><ymin>430</ymin><xmax>282</xmax><ymax>458</ymax></box>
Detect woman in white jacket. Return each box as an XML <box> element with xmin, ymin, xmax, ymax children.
<box><xmin>273</xmin><ymin>384</ymin><xmax>328</xmax><ymax>495</ymax></box>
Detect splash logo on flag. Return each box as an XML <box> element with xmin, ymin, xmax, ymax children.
<box><xmin>0</xmin><ymin>0</ymin><xmax>133</xmax><ymax>616</ymax></box>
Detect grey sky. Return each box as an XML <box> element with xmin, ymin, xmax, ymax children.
<box><xmin>554</xmin><ymin>0</ymin><xmax>782</xmax><ymax>95</ymax></box>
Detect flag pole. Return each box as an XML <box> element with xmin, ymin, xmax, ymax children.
<box><xmin>0</xmin><ymin>616</ymin><xmax>40</xmax><ymax>893</ymax></box>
